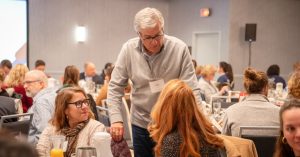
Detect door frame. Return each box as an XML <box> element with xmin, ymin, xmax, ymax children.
<box><xmin>191</xmin><ymin>31</ymin><xmax>221</xmax><ymax>62</ymax></box>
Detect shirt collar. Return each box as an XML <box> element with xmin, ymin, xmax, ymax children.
<box><xmin>33</xmin><ymin>87</ymin><xmax>53</xmax><ymax>102</ymax></box>
<box><xmin>242</xmin><ymin>94</ymin><xmax>269</xmax><ymax>102</ymax></box>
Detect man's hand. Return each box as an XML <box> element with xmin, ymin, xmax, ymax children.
<box><xmin>110</xmin><ymin>122</ymin><xmax>125</xmax><ymax>141</ymax></box>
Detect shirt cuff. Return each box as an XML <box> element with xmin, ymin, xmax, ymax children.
<box><xmin>110</xmin><ymin>113</ymin><xmax>123</xmax><ymax>124</ymax></box>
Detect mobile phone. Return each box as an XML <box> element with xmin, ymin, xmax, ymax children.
<box><xmin>223</xmin><ymin>88</ymin><xmax>230</xmax><ymax>94</ymax></box>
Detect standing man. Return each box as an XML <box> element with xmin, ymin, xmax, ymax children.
<box><xmin>23</xmin><ymin>70</ymin><xmax>56</xmax><ymax>145</ymax></box>
<box><xmin>79</xmin><ymin>62</ymin><xmax>104</xmax><ymax>85</ymax></box>
<box><xmin>107</xmin><ymin>8</ymin><xmax>202</xmax><ymax>157</ymax></box>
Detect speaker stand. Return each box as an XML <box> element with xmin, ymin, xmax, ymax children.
<box><xmin>248</xmin><ymin>41</ymin><xmax>252</xmax><ymax>67</ymax></box>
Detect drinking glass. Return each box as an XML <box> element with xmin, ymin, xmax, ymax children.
<box><xmin>213</xmin><ymin>102</ymin><xmax>221</xmax><ymax>121</ymax></box>
<box><xmin>49</xmin><ymin>135</ymin><xmax>65</xmax><ymax>157</ymax></box>
<box><xmin>76</xmin><ymin>147</ymin><xmax>97</xmax><ymax>157</ymax></box>
<box><xmin>96</xmin><ymin>84</ymin><xmax>102</xmax><ymax>93</ymax></box>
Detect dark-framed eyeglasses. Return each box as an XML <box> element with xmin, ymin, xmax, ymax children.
<box><xmin>138</xmin><ymin>30</ymin><xmax>164</xmax><ymax>42</ymax></box>
<box><xmin>68</xmin><ymin>99</ymin><xmax>90</xmax><ymax>108</ymax></box>
<box><xmin>23</xmin><ymin>80</ymin><xmax>40</xmax><ymax>86</ymax></box>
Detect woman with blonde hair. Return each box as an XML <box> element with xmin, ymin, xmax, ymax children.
<box><xmin>287</xmin><ymin>72</ymin><xmax>300</xmax><ymax>100</ymax></box>
<box><xmin>198</xmin><ymin>65</ymin><xmax>228</xmax><ymax>103</ymax></box>
<box><xmin>36</xmin><ymin>87</ymin><xmax>106</xmax><ymax>157</ymax></box>
<box><xmin>195</xmin><ymin>65</ymin><xmax>203</xmax><ymax>81</ymax></box>
<box><xmin>273</xmin><ymin>100</ymin><xmax>300</xmax><ymax>157</ymax></box>
<box><xmin>3</xmin><ymin>64</ymin><xmax>33</xmax><ymax>112</ymax></box>
<box><xmin>148</xmin><ymin>79</ymin><xmax>224</xmax><ymax>157</ymax></box>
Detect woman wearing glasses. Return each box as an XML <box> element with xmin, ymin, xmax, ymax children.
<box><xmin>2</xmin><ymin>64</ymin><xmax>33</xmax><ymax>113</ymax></box>
<box><xmin>36</xmin><ymin>87</ymin><xmax>106</xmax><ymax>157</ymax></box>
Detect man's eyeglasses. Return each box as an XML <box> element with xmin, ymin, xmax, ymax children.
<box><xmin>68</xmin><ymin>99</ymin><xmax>90</xmax><ymax>108</ymax></box>
<box><xmin>138</xmin><ymin>31</ymin><xmax>164</xmax><ymax>42</ymax></box>
<box><xmin>23</xmin><ymin>80</ymin><xmax>40</xmax><ymax>86</ymax></box>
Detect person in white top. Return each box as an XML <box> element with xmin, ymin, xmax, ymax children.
<box><xmin>198</xmin><ymin>65</ymin><xmax>228</xmax><ymax>103</ymax></box>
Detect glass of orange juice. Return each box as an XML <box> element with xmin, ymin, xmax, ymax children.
<box><xmin>50</xmin><ymin>149</ymin><xmax>63</xmax><ymax>157</ymax></box>
<box><xmin>49</xmin><ymin>135</ymin><xmax>65</xmax><ymax>157</ymax></box>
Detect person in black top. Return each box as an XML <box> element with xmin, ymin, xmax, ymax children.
<box><xmin>0</xmin><ymin>69</ymin><xmax>9</xmax><ymax>97</ymax></box>
<box><xmin>100</xmin><ymin>62</ymin><xmax>113</xmax><ymax>80</ymax></box>
<box><xmin>267</xmin><ymin>64</ymin><xmax>286</xmax><ymax>88</ymax></box>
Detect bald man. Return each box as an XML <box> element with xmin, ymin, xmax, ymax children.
<box><xmin>23</xmin><ymin>70</ymin><xmax>56</xmax><ymax>146</ymax></box>
<box><xmin>79</xmin><ymin>62</ymin><xmax>104</xmax><ymax>85</ymax></box>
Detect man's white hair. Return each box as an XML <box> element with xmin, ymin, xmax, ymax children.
<box><xmin>134</xmin><ymin>7</ymin><xmax>164</xmax><ymax>32</ymax></box>
<box><xmin>26</xmin><ymin>70</ymin><xmax>48</xmax><ymax>87</ymax></box>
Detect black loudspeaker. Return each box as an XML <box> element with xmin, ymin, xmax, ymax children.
<box><xmin>245</xmin><ymin>24</ymin><xmax>257</xmax><ymax>41</ymax></box>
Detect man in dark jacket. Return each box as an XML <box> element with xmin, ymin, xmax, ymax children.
<box><xmin>0</xmin><ymin>96</ymin><xmax>18</xmax><ymax>123</ymax></box>
<box><xmin>79</xmin><ymin>62</ymin><xmax>104</xmax><ymax>85</ymax></box>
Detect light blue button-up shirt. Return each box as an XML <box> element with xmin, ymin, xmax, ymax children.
<box><xmin>25</xmin><ymin>87</ymin><xmax>57</xmax><ymax>146</ymax></box>
<box><xmin>84</xmin><ymin>72</ymin><xmax>93</xmax><ymax>82</ymax></box>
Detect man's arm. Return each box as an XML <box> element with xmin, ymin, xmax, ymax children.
<box><xmin>107</xmin><ymin>45</ymin><xmax>129</xmax><ymax>124</ymax></box>
<box><xmin>107</xmin><ymin>44</ymin><xmax>129</xmax><ymax>141</ymax></box>
<box><xmin>178</xmin><ymin>46</ymin><xmax>202</xmax><ymax>108</ymax></box>
<box><xmin>31</xmin><ymin>100</ymin><xmax>53</xmax><ymax>145</ymax></box>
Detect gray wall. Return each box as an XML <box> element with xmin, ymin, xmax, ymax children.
<box><xmin>229</xmin><ymin>0</ymin><xmax>300</xmax><ymax>91</ymax></box>
<box><xmin>29</xmin><ymin>0</ymin><xmax>169</xmax><ymax>81</ymax></box>
<box><xmin>168</xmin><ymin>0</ymin><xmax>230</xmax><ymax>61</ymax></box>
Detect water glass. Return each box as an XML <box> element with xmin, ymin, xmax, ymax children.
<box><xmin>213</xmin><ymin>102</ymin><xmax>221</xmax><ymax>114</ymax></box>
<box><xmin>96</xmin><ymin>84</ymin><xmax>102</xmax><ymax>93</ymax></box>
<box><xmin>76</xmin><ymin>147</ymin><xmax>97</xmax><ymax>157</ymax></box>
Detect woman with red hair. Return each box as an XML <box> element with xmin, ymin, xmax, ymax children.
<box><xmin>148</xmin><ymin>79</ymin><xmax>224</xmax><ymax>157</ymax></box>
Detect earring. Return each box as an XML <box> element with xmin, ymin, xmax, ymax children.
<box><xmin>282</xmin><ymin>137</ymin><xmax>288</xmax><ymax>144</ymax></box>
<box><xmin>66</xmin><ymin>115</ymin><xmax>69</xmax><ymax>119</ymax></box>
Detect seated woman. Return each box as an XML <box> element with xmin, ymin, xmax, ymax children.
<box><xmin>287</xmin><ymin>72</ymin><xmax>300</xmax><ymax>100</ymax></box>
<box><xmin>195</xmin><ymin>65</ymin><xmax>203</xmax><ymax>81</ymax></box>
<box><xmin>267</xmin><ymin>64</ymin><xmax>286</xmax><ymax>88</ymax></box>
<box><xmin>273</xmin><ymin>100</ymin><xmax>300</xmax><ymax>157</ymax></box>
<box><xmin>217</xmin><ymin>62</ymin><xmax>233</xmax><ymax>84</ymax></box>
<box><xmin>198</xmin><ymin>65</ymin><xmax>228</xmax><ymax>103</ymax></box>
<box><xmin>222</xmin><ymin>67</ymin><xmax>280</xmax><ymax>137</ymax></box>
<box><xmin>148</xmin><ymin>79</ymin><xmax>224</xmax><ymax>157</ymax></box>
<box><xmin>95</xmin><ymin>67</ymin><xmax>131</xmax><ymax>107</ymax></box>
<box><xmin>56</xmin><ymin>65</ymin><xmax>80</xmax><ymax>93</ymax></box>
<box><xmin>36</xmin><ymin>87</ymin><xmax>106</xmax><ymax>157</ymax></box>
<box><xmin>3</xmin><ymin>64</ymin><xmax>33</xmax><ymax>113</ymax></box>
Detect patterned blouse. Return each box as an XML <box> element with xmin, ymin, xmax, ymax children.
<box><xmin>161</xmin><ymin>130</ymin><xmax>220</xmax><ymax>157</ymax></box>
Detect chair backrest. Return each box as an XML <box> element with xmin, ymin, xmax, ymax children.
<box><xmin>239</xmin><ymin>126</ymin><xmax>280</xmax><ymax>138</ymax></box>
<box><xmin>125</xmin><ymin>99</ymin><xmax>131</xmax><ymax>112</ymax></box>
<box><xmin>200</xmin><ymin>93</ymin><xmax>206</xmax><ymax>102</ymax></box>
<box><xmin>95</xmin><ymin>106</ymin><xmax>110</xmax><ymax>127</ymax></box>
<box><xmin>241</xmin><ymin>135</ymin><xmax>277</xmax><ymax>157</ymax></box>
<box><xmin>121</xmin><ymin>97</ymin><xmax>132</xmax><ymax>142</ymax></box>
<box><xmin>101</xmin><ymin>99</ymin><xmax>108</xmax><ymax>109</ymax></box>
<box><xmin>0</xmin><ymin>113</ymin><xmax>34</xmax><ymax>140</ymax></box>
<box><xmin>239</xmin><ymin>126</ymin><xmax>279</xmax><ymax>157</ymax></box>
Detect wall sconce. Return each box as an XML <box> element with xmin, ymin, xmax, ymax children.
<box><xmin>77</xmin><ymin>26</ymin><xmax>85</xmax><ymax>42</ymax></box>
